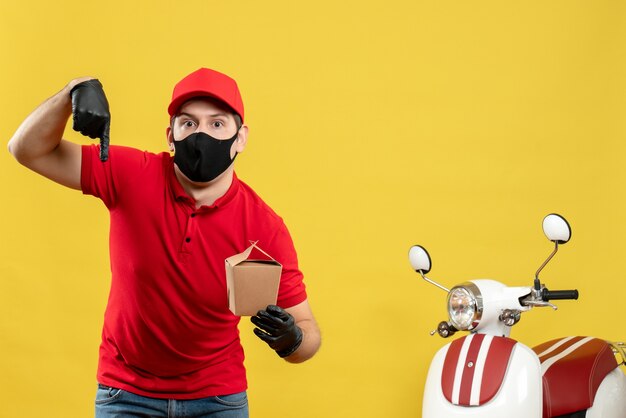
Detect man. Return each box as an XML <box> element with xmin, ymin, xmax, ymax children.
<box><xmin>8</xmin><ymin>68</ymin><xmax>321</xmax><ymax>417</ymax></box>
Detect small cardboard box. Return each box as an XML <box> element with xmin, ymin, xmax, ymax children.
<box><xmin>225</xmin><ymin>242</ymin><xmax>282</xmax><ymax>316</ymax></box>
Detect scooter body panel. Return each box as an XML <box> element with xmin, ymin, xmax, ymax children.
<box><xmin>586</xmin><ymin>367</ymin><xmax>626</xmax><ymax>418</ymax></box>
<box><xmin>423</xmin><ymin>339</ymin><xmax>542</xmax><ymax>418</ymax></box>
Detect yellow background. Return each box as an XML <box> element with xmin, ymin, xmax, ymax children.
<box><xmin>1</xmin><ymin>1</ymin><xmax>625</xmax><ymax>417</ymax></box>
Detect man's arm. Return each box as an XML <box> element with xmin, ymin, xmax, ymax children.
<box><xmin>283</xmin><ymin>299</ymin><xmax>321</xmax><ymax>363</ymax></box>
<box><xmin>7</xmin><ymin>77</ymin><xmax>94</xmax><ymax>190</ymax></box>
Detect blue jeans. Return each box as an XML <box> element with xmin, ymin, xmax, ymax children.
<box><xmin>95</xmin><ymin>384</ymin><xmax>249</xmax><ymax>418</ymax></box>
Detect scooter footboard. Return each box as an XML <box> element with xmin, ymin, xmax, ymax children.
<box><xmin>423</xmin><ymin>335</ymin><xmax>542</xmax><ymax>418</ymax></box>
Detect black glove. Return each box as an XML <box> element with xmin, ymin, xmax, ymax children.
<box><xmin>251</xmin><ymin>305</ymin><xmax>303</xmax><ymax>358</ymax></box>
<box><xmin>70</xmin><ymin>79</ymin><xmax>110</xmax><ymax>162</ymax></box>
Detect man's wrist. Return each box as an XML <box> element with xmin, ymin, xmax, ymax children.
<box><xmin>67</xmin><ymin>77</ymin><xmax>96</xmax><ymax>94</ymax></box>
<box><xmin>276</xmin><ymin>327</ymin><xmax>303</xmax><ymax>358</ymax></box>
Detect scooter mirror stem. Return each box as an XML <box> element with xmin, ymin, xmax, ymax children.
<box><xmin>418</xmin><ymin>270</ymin><xmax>450</xmax><ymax>293</ymax></box>
<box><xmin>534</xmin><ymin>241</ymin><xmax>559</xmax><ymax>290</ymax></box>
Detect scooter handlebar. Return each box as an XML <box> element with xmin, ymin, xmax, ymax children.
<box><xmin>542</xmin><ymin>289</ymin><xmax>579</xmax><ymax>301</ymax></box>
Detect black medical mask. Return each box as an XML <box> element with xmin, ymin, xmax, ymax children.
<box><xmin>173</xmin><ymin>131</ymin><xmax>239</xmax><ymax>183</ymax></box>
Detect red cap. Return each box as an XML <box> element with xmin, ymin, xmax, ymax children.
<box><xmin>168</xmin><ymin>68</ymin><xmax>244</xmax><ymax>122</ymax></box>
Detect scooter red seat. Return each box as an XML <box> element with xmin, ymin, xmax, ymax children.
<box><xmin>532</xmin><ymin>336</ymin><xmax>618</xmax><ymax>418</ymax></box>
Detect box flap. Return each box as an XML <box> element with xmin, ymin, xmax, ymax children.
<box><xmin>225</xmin><ymin>241</ymin><xmax>279</xmax><ymax>267</ymax></box>
<box><xmin>225</xmin><ymin>241</ymin><xmax>257</xmax><ymax>267</ymax></box>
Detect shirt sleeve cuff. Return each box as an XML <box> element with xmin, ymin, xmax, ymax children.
<box><xmin>80</xmin><ymin>144</ymin><xmax>95</xmax><ymax>195</ymax></box>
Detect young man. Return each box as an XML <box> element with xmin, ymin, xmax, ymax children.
<box><xmin>8</xmin><ymin>68</ymin><xmax>321</xmax><ymax>417</ymax></box>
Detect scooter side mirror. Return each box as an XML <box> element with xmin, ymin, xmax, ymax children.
<box><xmin>542</xmin><ymin>214</ymin><xmax>572</xmax><ymax>244</ymax></box>
<box><xmin>409</xmin><ymin>245</ymin><xmax>432</xmax><ymax>274</ymax></box>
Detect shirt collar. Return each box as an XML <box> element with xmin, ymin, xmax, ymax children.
<box><xmin>169</xmin><ymin>159</ymin><xmax>240</xmax><ymax>210</ymax></box>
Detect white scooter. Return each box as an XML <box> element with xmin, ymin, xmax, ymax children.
<box><xmin>409</xmin><ymin>214</ymin><xmax>626</xmax><ymax>418</ymax></box>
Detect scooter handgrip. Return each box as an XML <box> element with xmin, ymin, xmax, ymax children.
<box><xmin>542</xmin><ymin>289</ymin><xmax>579</xmax><ymax>301</ymax></box>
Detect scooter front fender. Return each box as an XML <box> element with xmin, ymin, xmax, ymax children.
<box><xmin>423</xmin><ymin>338</ymin><xmax>542</xmax><ymax>418</ymax></box>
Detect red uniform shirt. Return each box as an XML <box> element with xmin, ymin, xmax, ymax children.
<box><xmin>81</xmin><ymin>144</ymin><xmax>306</xmax><ymax>399</ymax></box>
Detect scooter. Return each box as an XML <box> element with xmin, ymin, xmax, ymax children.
<box><xmin>408</xmin><ymin>214</ymin><xmax>626</xmax><ymax>418</ymax></box>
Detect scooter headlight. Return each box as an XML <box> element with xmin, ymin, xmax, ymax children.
<box><xmin>447</xmin><ymin>282</ymin><xmax>483</xmax><ymax>331</ymax></box>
